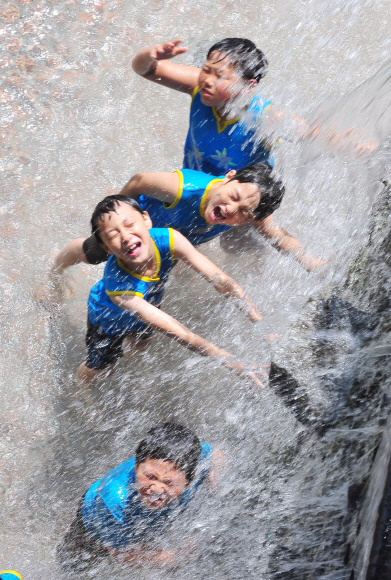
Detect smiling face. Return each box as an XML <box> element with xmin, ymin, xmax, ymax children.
<box><xmin>136</xmin><ymin>458</ymin><xmax>188</xmax><ymax>510</ymax></box>
<box><xmin>204</xmin><ymin>171</ymin><xmax>261</xmax><ymax>226</ymax></box>
<box><xmin>98</xmin><ymin>202</ymin><xmax>154</xmax><ymax>269</ymax></box>
<box><xmin>198</xmin><ymin>51</ymin><xmax>255</xmax><ymax>107</ymax></box>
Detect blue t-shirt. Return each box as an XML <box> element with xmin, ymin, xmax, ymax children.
<box><xmin>183</xmin><ymin>86</ymin><xmax>273</xmax><ymax>175</ymax></box>
<box><xmin>88</xmin><ymin>228</ymin><xmax>175</xmax><ymax>335</ymax></box>
<box><xmin>81</xmin><ymin>443</ymin><xmax>212</xmax><ymax>550</ymax></box>
<box><xmin>138</xmin><ymin>169</ymin><xmax>232</xmax><ymax>246</ymax></box>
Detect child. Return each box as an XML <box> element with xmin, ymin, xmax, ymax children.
<box><xmin>57</xmin><ymin>423</ymin><xmax>224</xmax><ymax>570</ymax></box>
<box><xmin>54</xmin><ymin>163</ymin><xmax>324</xmax><ymax>274</ymax></box>
<box><xmin>77</xmin><ymin>195</ymin><xmax>265</xmax><ymax>385</ymax></box>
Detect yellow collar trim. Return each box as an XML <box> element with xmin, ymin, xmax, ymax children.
<box><xmin>191</xmin><ymin>86</ymin><xmax>199</xmax><ymax>102</ymax></box>
<box><xmin>212</xmin><ymin>106</ymin><xmax>240</xmax><ymax>134</ymax></box>
<box><xmin>117</xmin><ymin>239</ymin><xmax>161</xmax><ymax>282</ymax></box>
<box><xmin>199</xmin><ymin>178</ymin><xmax>225</xmax><ymax>221</ymax></box>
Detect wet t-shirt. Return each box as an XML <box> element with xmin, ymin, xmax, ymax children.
<box><xmin>138</xmin><ymin>169</ymin><xmax>232</xmax><ymax>246</ymax></box>
<box><xmin>88</xmin><ymin>228</ymin><xmax>175</xmax><ymax>335</ymax></box>
<box><xmin>183</xmin><ymin>86</ymin><xmax>273</xmax><ymax>175</ymax></box>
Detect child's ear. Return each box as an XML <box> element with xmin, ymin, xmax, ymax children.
<box><xmin>223</xmin><ymin>169</ymin><xmax>237</xmax><ymax>182</ymax></box>
<box><xmin>244</xmin><ymin>79</ymin><xmax>257</xmax><ymax>94</ymax></box>
<box><xmin>100</xmin><ymin>242</ymin><xmax>113</xmax><ymax>255</ymax></box>
<box><xmin>142</xmin><ymin>211</ymin><xmax>153</xmax><ymax>230</ymax></box>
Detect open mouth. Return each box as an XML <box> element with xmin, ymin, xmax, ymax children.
<box><xmin>144</xmin><ymin>492</ymin><xmax>168</xmax><ymax>507</ymax></box>
<box><xmin>125</xmin><ymin>241</ymin><xmax>141</xmax><ymax>257</ymax></box>
<box><xmin>211</xmin><ymin>205</ymin><xmax>225</xmax><ymax>222</ymax></box>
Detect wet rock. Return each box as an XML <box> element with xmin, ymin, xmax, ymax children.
<box><xmin>1</xmin><ymin>3</ymin><xmax>20</xmax><ymax>23</ymax></box>
<box><xmin>6</xmin><ymin>37</ymin><xmax>23</xmax><ymax>52</ymax></box>
<box><xmin>16</xmin><ymin>54</ymin><xmax>35</xmax><ymax>72</ymax></box>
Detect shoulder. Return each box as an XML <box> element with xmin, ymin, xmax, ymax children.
<box><xmin>245</xmin><ymin>92</ymin><xmax>272</xmax><ymax>121</ymax></box>
<box><xmin>200</xmin><ymin>442</ymin><xmax>213</xmax><ymax>460</ymax></box>
<box><xmin>97</xmin><ymin>457</ymin><xmax>137</xmax><ymax>517</ymax></box>
<box><xmin>150</xmin><ymin>227</ymin><xmax>176</xmax><ymax>262</ymax></box>
<box><xmin>181</xmin><ymin>169</ymin><xmax>219</xmax><ymax>192</ymax></box>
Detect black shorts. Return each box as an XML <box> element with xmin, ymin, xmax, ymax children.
<box><xmin>56</xmin><ymin>498</ymin><xmax>109</xmax><ymax>573</ymax></box>
<box><xmin>85</xmin><ymin>317</ymin><xmax>154</xmax><ymax>370</ymax></box>
<box><xmin>82</xmin><ymin>235</ymin><xmax>109</xmax><ymax>265</ymax></box>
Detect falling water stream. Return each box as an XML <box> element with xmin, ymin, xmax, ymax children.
<box><xmin>0</xmin><ymin>0</ymin><xmax>391</xmax><ymax>578</ymax></box>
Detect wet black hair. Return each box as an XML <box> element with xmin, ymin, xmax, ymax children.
<box><xmin>207</xmin><ymin>38</ymin><xmax>268</xmax><ymax>83</ymax></box>
<box><xmin>91</xmin><ymin>194</ymin><xmax>144</xmax><ymax>244</ymax></box>
<box><xmin>230</xmin><ymin>163</ymin><xmax>285</xmax><ymax>221</ymax></box>
<box><xmin>135</xmin><ymin>423</ymin><xmax>202</xmax><ymax>483</ymax></box>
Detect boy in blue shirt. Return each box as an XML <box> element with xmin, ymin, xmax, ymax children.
<box><xmin>52</xmin><ymin>163</ymin><xmax>323</xmax><ymax>274</ymax></box>
<box><xmin>77</xmin><ymin>194</ymin><xmax>265</xmax><ymax>385</ymax></box>
<box><xmin>57</xmin><ymin>423</ymin><xmax>224</xmax><ymax>571</ymax></box>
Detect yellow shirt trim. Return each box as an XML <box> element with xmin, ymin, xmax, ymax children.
<box><xmin>212</xmin><ymin>106</ymin><xmax>240</xmax><ymax>134</ymax></box>
<box><xmin>199</xmin><ymin>178</ymin><xmax>224</xmax><ymax>220</ymax></box>
<box><xmin>164</xmin><ymin>170</ymin><xmax>183</xmax><ymax>210</ymax></box>
<box><xmin>168</xmin><ymin>228</ymin><xmax>176</xmax><ymax>260</ymax></box>
<box><xmin>0</xmin><ymin>574</ymin><xmax>23</xmax><ymax>580</ymax></box>
<box><xmin>191</xmin><ymin>86</ymin><xmax>199</xmax><ymax>102</ymax></box>
<box><xmin>106</xmin><ymin>290</ymin><xmax>144</xmax><ymax>298</ymax></box>
<box><xmin>117</xmin><ymin>240</ymin><xmax>161</xmax><ymax>282</ymax></box>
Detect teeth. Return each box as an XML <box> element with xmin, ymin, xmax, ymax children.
<box><xmin>129</xmin><ymin>243</ymin><xmax>138</xmax><ymax>250</ymax></box>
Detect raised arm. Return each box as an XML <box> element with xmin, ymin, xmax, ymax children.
<box><xmin>253</xmin><ymin>215</ymin><xmax>327</xmax><ymax>272</ymax></box>
<box><xmin>110</xmin><ymin>295</ymin><xmax>266</xmax><ymax>387</ymax></box>
<box><xmin>132</xmin><ymin>39</ymin><xmax>200</xmax><ymax>94</ymax></box>
<box><xmin>119</xmin><ymin>171</ymin><xmax>181</xmax><ymax>204</ymax></box>
<box><xmin>172</xmin><ymin>230</ymin><xmax>263</xmax><ymax>322</ymax></box>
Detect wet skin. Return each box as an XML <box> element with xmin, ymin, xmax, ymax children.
<box><xmin>136</xmin><ymin>458</ymin><xmax>188</xmax><ymax>510</ymax></box>
<box><xmin>204</xmin><ymin>174</ymin><xmax>261</xmax><ymax>226</ymax></box>
<box><xmin>98</xmin><ymin>203</ymin><xmax>157</xmax><ymax>277</ymax></box>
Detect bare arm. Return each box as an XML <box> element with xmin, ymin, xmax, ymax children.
<box><xmin>110</xmin><ymin>295</ymin><xmax>266</xmax><ymax>386</ymax></box>
<box><xmin>208</xmin><ymin>449</ymin><xmax>225</xmax><ymax>491</ymax></box>
<box><xmin>119</xmin><ymin>171</ymin><xmax>181</xmax><ymax>204</ymax></box>
<box><xmin>253</xmin><ymin>215</ymin><xmax>327</xmax><ymax>272</ymax></box>
<box><xmin>111</xmin><ymin>545</ymin><xmax>177</xmax><ymax>566</ymax></box>
<box><xmin>265</xmin><ymin>105</ymin><xmax>378</xmax><ymax>154</ymax></box>
<box><xmin>172</xmin><ymin>230</ymin><xmax>263</xmax><ymax>322</ymax></box>
<box><xmin>132</xmin><ymin>39</ymin><xmax>200</xmax><ymax>94</ymax></box>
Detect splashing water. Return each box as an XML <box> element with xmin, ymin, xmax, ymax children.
<box><xmin>0</xmin><ymin>0</ymin><xmax>390</xmax><ymax>578</ymax></box>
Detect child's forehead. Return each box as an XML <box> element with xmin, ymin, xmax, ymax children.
<box><xmin>138</xmin><ymin>457</ymin><xmax>182</xmax><ymax>474</ymax></box>
<box><xmin>205</xmin><ymin>51</ymin><xmax>237</xmax><ymax>72</ymax></box>
<box><xmin>99</xmin><ymin>203</ymin><xmax>138</xmax><ymax>225</ymax></box>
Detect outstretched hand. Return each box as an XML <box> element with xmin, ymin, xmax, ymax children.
<box><xmin>150</xmin><ymin>39</ymin><xmax>188</xmax><ymax>62</ymax></box>
<box><xmin>224</xmin><ymin>359</ymin><xmax>269</xmax><ymax>389</ymax></box>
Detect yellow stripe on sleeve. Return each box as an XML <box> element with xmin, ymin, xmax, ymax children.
<box><xmin>168</xmin><ymin>228</ymin><xmax>176</xmax><ymax>261</ymax></box>
<box><xmin>106</xmin><ymin>290</ymin><xmax>144</xmax><ymax>298</ymax></box>
<box><xmin>164</xmin><ymin>170</ymin><xmax>183</xmax><ymax>210</ymax></box>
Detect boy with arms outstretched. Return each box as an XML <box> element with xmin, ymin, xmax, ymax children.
<box><xmin>57</xmin><ymin>423</ymin><xmax>224</xmax><ymax>570</ymax></box>
<box><xmin>78</xmin><ymin>195</ymin><xmax>265</xmax><ymax>385</ymax></box>
<box><xmin>52</xmin><ymin>38</ymin><xmax>328</xmax><ymax>275</ymax></box>
<box><xmin>54</xmin><ymin>163</ymin><xmax>324</xmax><ymax>274</ymax></box>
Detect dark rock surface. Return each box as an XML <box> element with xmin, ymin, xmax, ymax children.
<box><xmin>267</xmin><ymin>179</ymin><xmax>391</xmax><ymax>579</ymax></box>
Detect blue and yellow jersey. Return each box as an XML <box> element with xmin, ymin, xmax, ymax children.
<box><xmin>138</xmin><ymin>169</ymin><xmax>232</xmax><ymax>246</ymax></box>
<box><xmin>183</xmin><ymin>86</ymin><xmax>273</xmax><ymax>175</ymax></box>
<box><xmin>81</xmin><ymin>444</ymin><xmax>212</xmax><ymax>549</ymax></box>
<box><xmin>88</xmin><ymin>228</ymin><xmax>175</xmax><ymax>335</ymax></box>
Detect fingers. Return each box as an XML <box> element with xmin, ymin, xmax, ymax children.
<box><xmin>245</xmin><ymin>372</ymin><xmax>266</xmax><ymax>389</ymax></box>
<box><xmin>153</xmin><ymin>39</ymin><xmax>187</xmax><ymax>60</ymax></box>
